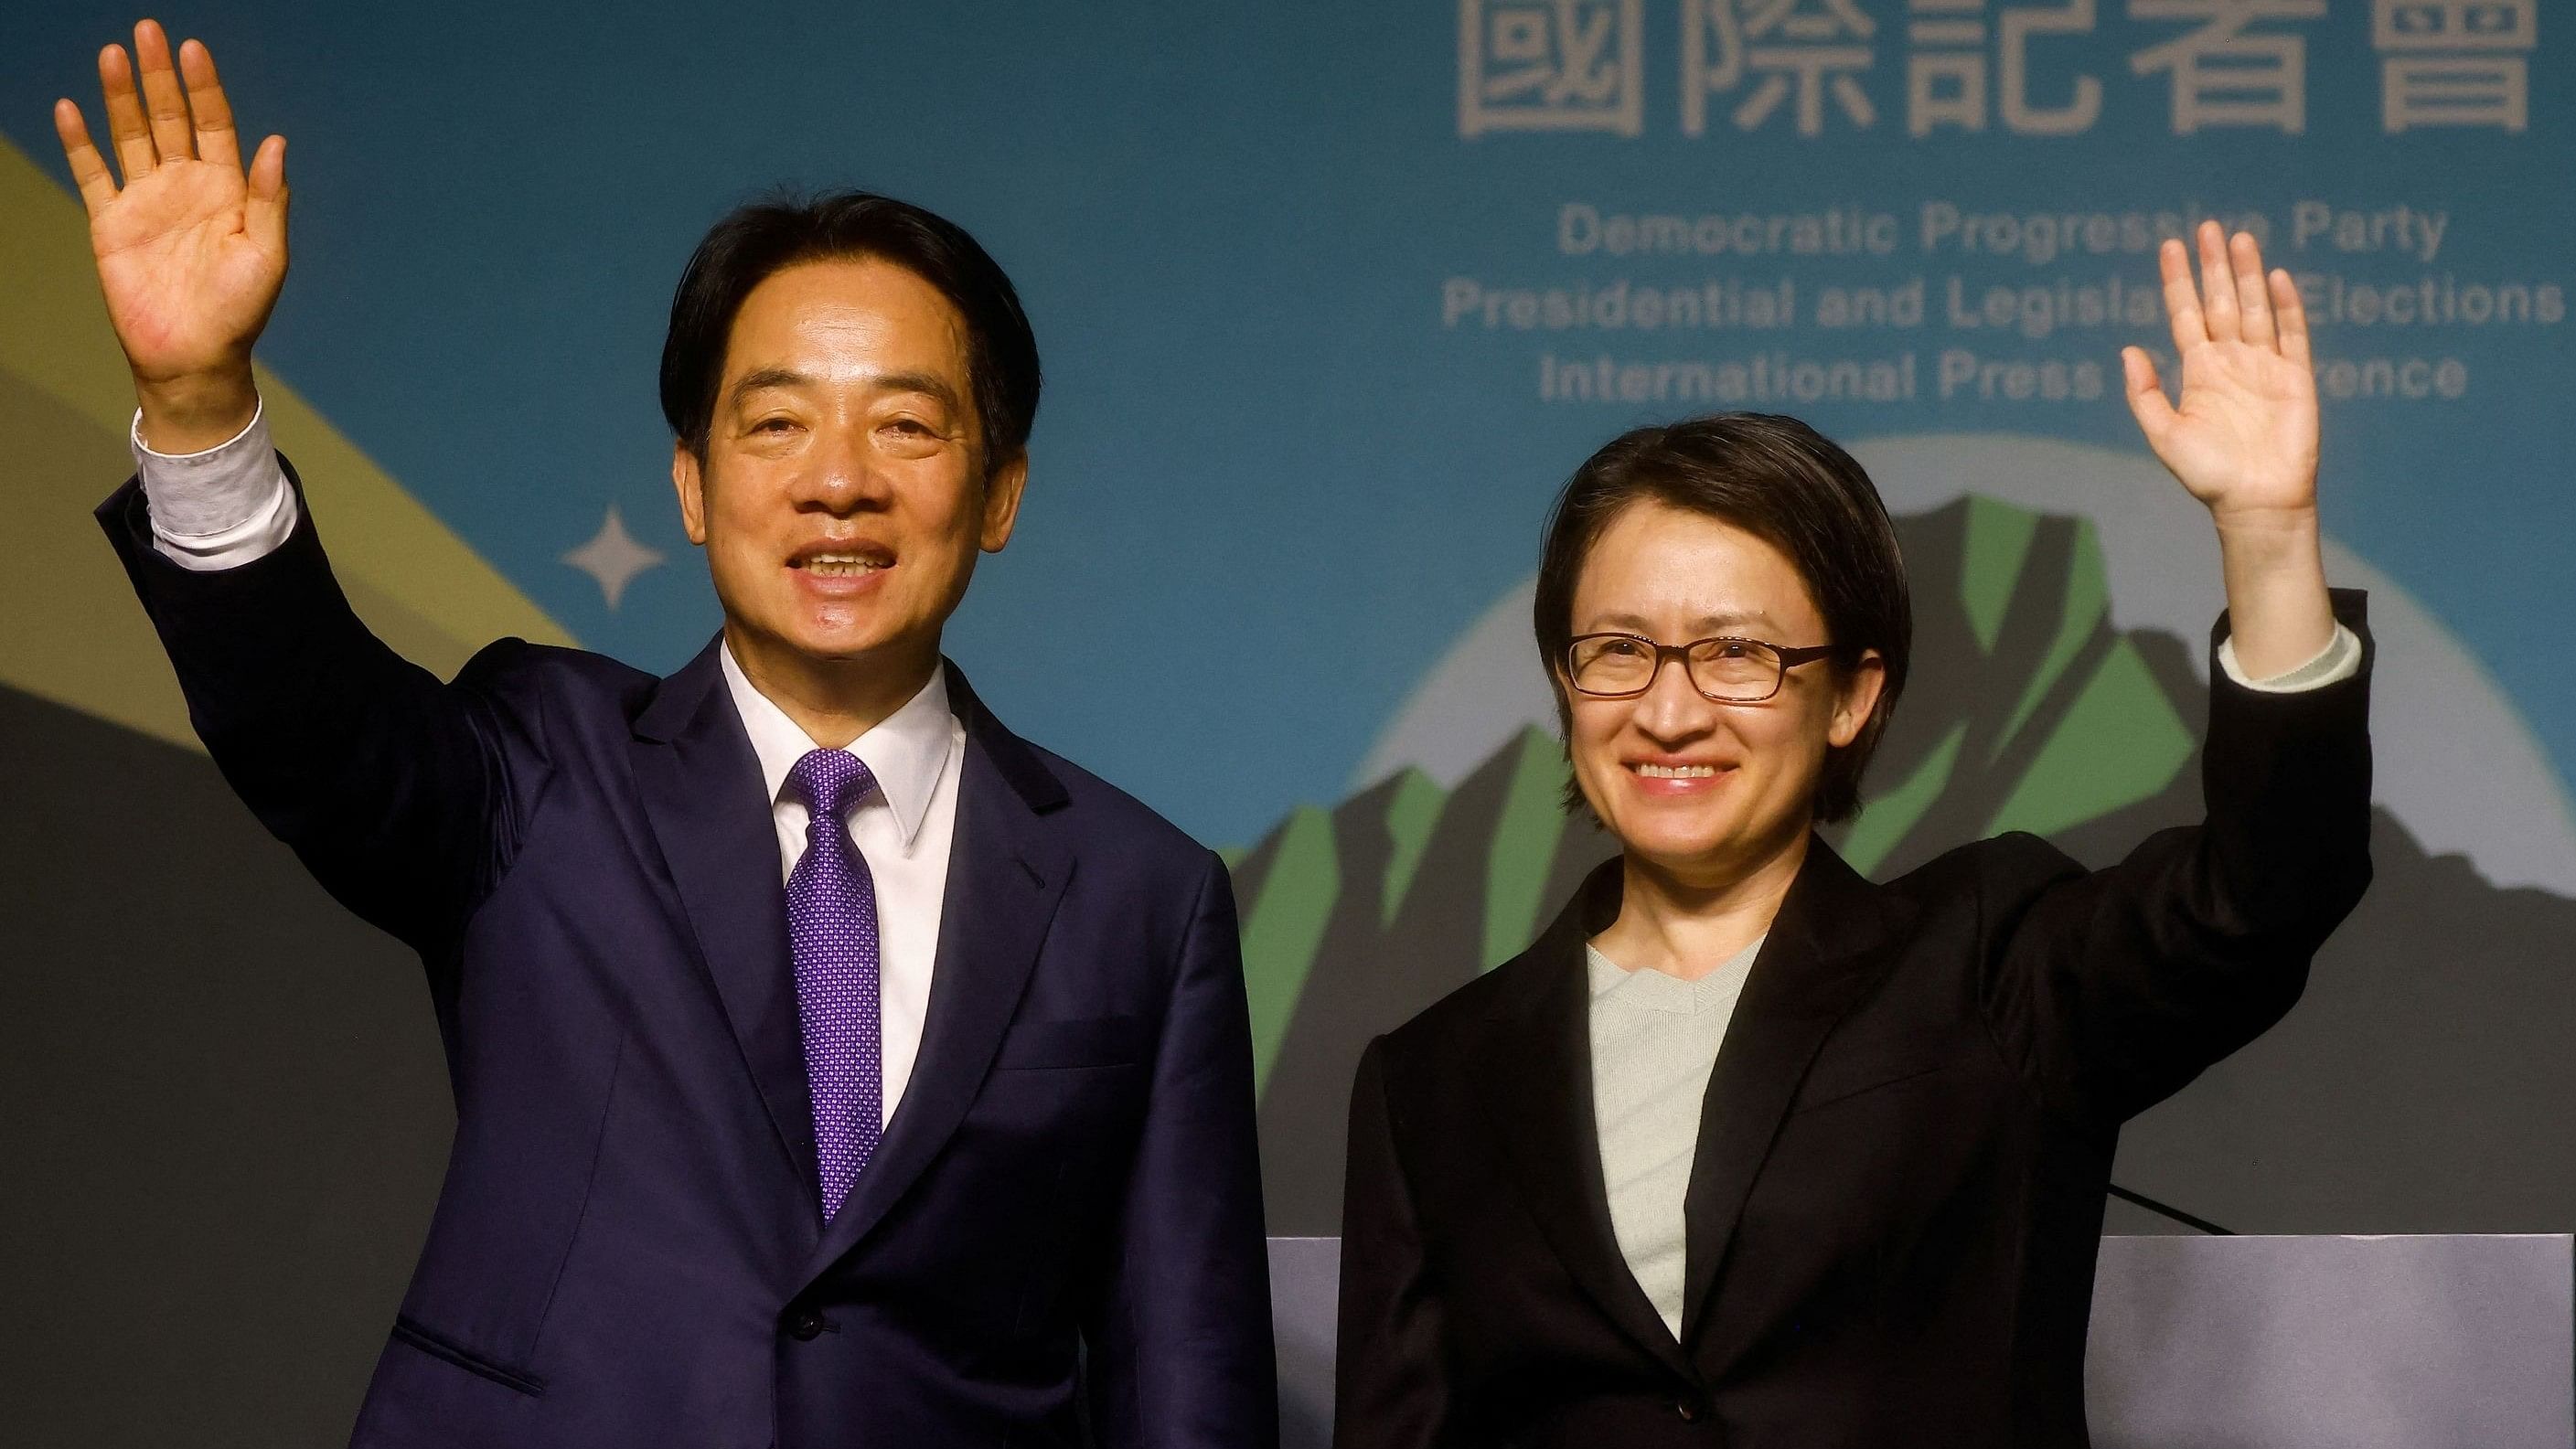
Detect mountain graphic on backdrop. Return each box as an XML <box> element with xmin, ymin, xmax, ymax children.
<box><xmin>1229</xmin><ymin>495</ymin><xmax>2576</xmax><ymax>1237</ymax></box>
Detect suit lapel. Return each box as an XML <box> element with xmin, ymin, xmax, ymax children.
<box><xmin>630</xmin><ymin>636</ymin><xmax>817</xmax><ymax>1201</ymax></box>
<box><xmin>1491</xmin><ymin>861</ymin><xmax>1699</xmax><ymax>1380</ymax></box>
<box><xmin>1676</xmin><ymin>837</ymin><xmax>1909</xmax><ymax>1349</ymax></box>
<box><xmin>799</xmin><ymin>665</ymin><xmax>1072</xmax><ymax>1288</ymax></box>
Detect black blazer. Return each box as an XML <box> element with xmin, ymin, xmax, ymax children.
<box><xmin>1335</xmin><ymin>595</ymin><xmax>2373</xmax><ymax>1448</ymax></box>
<box><xmin>99</xmin><ymin>465</ymin><xmax>1277</xmax><ymax>1448</ymax></box>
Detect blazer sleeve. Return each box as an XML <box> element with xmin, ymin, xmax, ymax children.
<box><xmin>1333</xmin><ymin>1036</ymin><xmax>1452</xmax><ymax>1449</ymax></box>
<box><xmin>1978</xmin><ymin>589</ymin><xmax>2376</xmax><ymax>1124</ymax></box>
<box><xmin>96</xmin><ymin>457</ymin><xmax>540</xmax><ymax>955</ymax></box>
<box><xmin>1084</xmin><ymin>851</ymin><xmax>1280</xmax><ymax>1449</ymax></box>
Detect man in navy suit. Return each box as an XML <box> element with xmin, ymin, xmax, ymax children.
<box><xmin>59</xmin><ymin>22</ymin><xmax>1276</xmax><ymax>1446</ymax></box>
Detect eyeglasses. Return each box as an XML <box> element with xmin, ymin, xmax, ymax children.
<box><xmin>1564</xmin><ymin>633</ymin><xmax>1844</xmax><ymax>703</ymax></box>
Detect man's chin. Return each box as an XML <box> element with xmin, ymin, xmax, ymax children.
<box><xmin>786</xmin><ymin>634</ymin><xmax>908</xmax><ymax>666</ymax></box>
<box><xmin>725</xmin><ymin>614</ymin><xmax>919</xmax><ymax>671</ymax></box>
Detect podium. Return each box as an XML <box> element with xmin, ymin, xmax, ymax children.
<box><xmin>1267</xmin><ymin>1234</ymin><xmax>2575</xmax><ymax>1447</ymax></box>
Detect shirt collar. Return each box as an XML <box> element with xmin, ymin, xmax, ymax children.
<box><xmin>719</xmin><ymin>642</ymin><xmax>956</xmax><ymax>848</ymax></box>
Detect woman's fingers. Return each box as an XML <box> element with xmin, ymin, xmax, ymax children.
<box><xmin>2162</xmin><ymin>223</ymin><xmax>2290</xmax><ymax>358</ymax></box>
<box><xmin>2197</xmin><ymin>220</ymin><xmax>2240</xmax><ymax>344</ymax></box>
<box><xmin>2122</xmin><ymin>346</ymin><xmax>2177</xmax><ymax>450</ymax></box>
<box><xmin>2158</xmin><ymin>238</ymin><xmax>2204</xmax><ymax>356</ymax></box>
<box><xmin>52</xmin><ymin>100</ymin><xmax>120</xmax><ymax>216</ymax></box>
<box><xmin>133</xmin><ymin>20</ymin><xmax>196</xmax><ymax>167</ymax></box>
<box><xmin>2230</xmin><ymin>231</ymin><xmax>2276</xmax><ymax>349</ymax></box>
<box><xmin>2270</xmin><ymin>267</ymin><xmax>2312</xmax><ymax>370</ymax></box>
<box><xmin>179</xmin><ymin>38</ymin><xmax>241</xmax><ymax>174</ymax></box>
<box><xmin>98</xmin><ymin>42</ymin><xmax>157</xmax><ymax>186</ymax></box>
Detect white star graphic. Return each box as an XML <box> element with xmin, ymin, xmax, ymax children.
<box><xmin>561</xmin><ymin>504</ymin><xmax>667</xmax><ymax>611</ymax></box>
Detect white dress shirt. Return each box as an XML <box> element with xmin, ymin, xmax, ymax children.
<box><xmin>129</xmin><ymin>402</ymin><xmax>298</xmax><ymax>570</ymax></box>
<box><xmin>132</xmin><ymin>403</ymin><xmax>964</xmax><ymax>1130</ymax></box>
<box><xmin>719</xmin><ymin>645</ymin><xmax>964</xmax><ymax>1130</ymax></box>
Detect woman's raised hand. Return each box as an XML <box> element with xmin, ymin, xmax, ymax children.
<box><xmin>2122</xmin><ymin>221</ymin><xmax>2320</xmax><ymax>528</ymax></box>
<box><xmin>54</xmin><ymin>20</ymin><xmax>284</xmax><ymax>453</ymax></box>
<box><xmin>2125</xmin><ymin>220</ymin><xmax>2336</xmax><ymax>677</ymax></box>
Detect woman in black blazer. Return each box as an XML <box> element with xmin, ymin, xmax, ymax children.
<box><xmin>1334</xmin><ymin>224</ymin><xmax>2372</xmax><ymax>1447</ymax></box>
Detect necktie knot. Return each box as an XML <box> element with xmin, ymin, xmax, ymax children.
<box><xmin>788</xmin><ymin>748</ymin><xmax>877</xmax><ymax>824</ymax></box>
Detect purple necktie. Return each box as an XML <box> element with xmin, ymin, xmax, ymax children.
<box><xmin>786</xmin><ymin>749</ymin><xmax>883</xmax><ymax>1222</ymax></box>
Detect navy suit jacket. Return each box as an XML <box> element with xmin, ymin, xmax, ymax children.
<box><xmin>101</xmin><ymin>465</ymin><xmax>1277</xmax><ymax>1449</ymax></box>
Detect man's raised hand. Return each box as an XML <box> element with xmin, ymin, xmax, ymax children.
<box><xmin>54</xmin><ymin>20</ymin><xmax>284</xmax><ymax>453</ymax></box>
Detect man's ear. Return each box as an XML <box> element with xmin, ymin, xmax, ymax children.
<box><xmin>1828</xmin><ymin>649</ymin><xmax>1887</xmax><ymax>750</ymax></box>
<box><xmin>672</xmin><ymin>442</ymin><xmax>711</xmax><ymax>547</ymax></box>
<box><xmin>978</xmin><ymin>451</ymin><xmax>1030</xmax><ymax>553</ymax></box>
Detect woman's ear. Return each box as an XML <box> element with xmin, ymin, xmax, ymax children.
<box><xmin>1827</xmin><ymin>649</ymin><xmax>1887</xmax><ymax>750</ymax></box>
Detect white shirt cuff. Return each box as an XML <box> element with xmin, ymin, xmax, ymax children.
<box><xmin>2217</xmin><ymin>623</ymin><xmax>2363</xmax><ymax>693</ymax></box>
<box><xmin>132</xmin><ymin>400</ymin><xmax>300</xmax><ymax>571</ymax></box>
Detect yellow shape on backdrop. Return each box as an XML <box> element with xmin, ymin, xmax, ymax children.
<box><xmin>0</xmin><ymin>133</ymin><xmax>573</xmax><ymax>751</ymax></box>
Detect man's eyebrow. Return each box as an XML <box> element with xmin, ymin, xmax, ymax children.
<box><xmin>723</xmin><ymin>367</ymin><xmax>967</xmax><ymax>415</ymax></box>
<box><xmin>726</xmin><ymin>367</ymin><xmax>813</xmax><ymax>410</ymax></box>
<box><xmin>871</xmin><ymin>370</ymin><xmax>966</xmax><ymax>412</ymax></box>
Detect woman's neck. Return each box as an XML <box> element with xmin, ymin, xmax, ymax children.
<box><xmin>1592</xmin><ymin>828</ymin><xmax>1810</xmax><ymax>981</ymax></box>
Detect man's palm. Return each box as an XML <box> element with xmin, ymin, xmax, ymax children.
<box><xmin>91</xmin><ymin>155</ymin><xmax>282</xmax><ymax>382</ymax></box>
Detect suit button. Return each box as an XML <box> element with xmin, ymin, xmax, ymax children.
<box><xmin>1673</xmin><ymin>1397</ymin><xmax>1702</xmax><ymax>1422</ymax></box>
<box><xmin>786</xmin><ymin>1310</ymin><xmax>825</xmax><ymax>1341</ymax></box>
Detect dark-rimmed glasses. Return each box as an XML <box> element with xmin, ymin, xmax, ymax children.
<box><xmin>1565</xmin><ymin>633</ymin><xmax>1844</xmax><ymax>703</ymax></box>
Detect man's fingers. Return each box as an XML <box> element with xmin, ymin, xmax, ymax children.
<box><xmin>245</xmin><ymin>134</ymin><xmax>289</xmax><ymax>252</ymax></box>
<box><xmin>2197</xmin><ymin>220</ymin><xmax>2240</xmax><ymax>343</ymax></box>
<box><xmin>2229</xmin><ymin>231</ymin><xmax>2276</xmax><ymax>348</ymax></box>
<box><xmin>179</xmin><ymin>38</ymin><xmax>241</xmax><ymax>173</ymax></box>
<box><xmin>98</xmin><ymin>43</ymin><xmax>158</xmax><ymax>185</ymax></box>
<box><xmin>133</xmin><ymin>20</ymin><xmax>196</xmax><ymax>166</ymax></box>
<box><xmin>2270</xmin><ymin>268</ymin><xmax>2312</xmax><ymax>370</ymax></box>
<box><xmin>52</xmin><ymin>100</ymin><xmax>120</xmax><ymax>216</ymax></box>
<box><xmin>2157</xmin><ymin>238</ymin><xmax>2204</xmax><ymax>356</ymax></box>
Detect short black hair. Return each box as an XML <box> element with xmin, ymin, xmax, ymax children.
<box><xmin>1533</xmin><ymin>413</ymin><xmax>1912</xmax><ymax>825</ymax></box>
<box><xmin>658</xmin><ymin>190</ymin><xmax>1042</xmax><ymax>471</ymax></box>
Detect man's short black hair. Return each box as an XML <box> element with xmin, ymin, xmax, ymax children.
<box><xmin>1533</xmin><ymin>413</ymin><xmax>1913</xmax><ymax>825</ymax></box>
<box><xmin>658</xmin><ymin>190</ymin><xmax>1042</xmax><ymax>472</ymax></box>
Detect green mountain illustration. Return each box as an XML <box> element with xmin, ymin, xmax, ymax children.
<box><xmin>1228</xmin><ymin>495</ymin><xmax>2576</xmax><ymax>1235</ymax></box>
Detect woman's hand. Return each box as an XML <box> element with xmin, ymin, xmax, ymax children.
<box><xmin>54</xmin><ymin>20</ymin><xmax>285</xmax><ymax>453</ymax></box>
<box><xmin>2122</xmin><ymin>221</ymin><xmax>2336</xmax><ymax>678</ymax></box>
<box><xmin>2123</xmin><ymin>221</ymin><xmax>2319</xmax><ymax>527</ymax></box>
